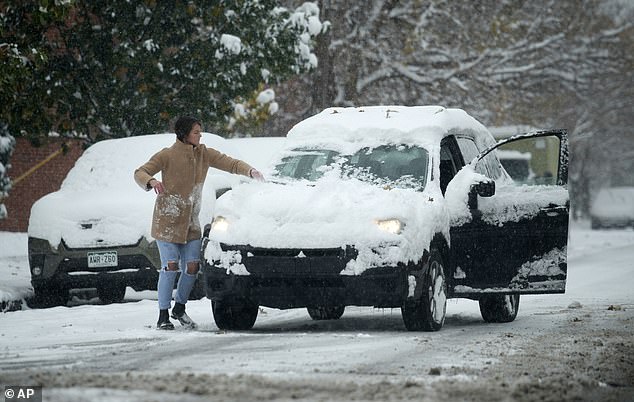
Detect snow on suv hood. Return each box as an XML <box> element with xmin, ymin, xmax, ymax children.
<box><xmin>206</xmin><ymin>175</ymin><xmax>448</xmax><ymax>275</ymax></box>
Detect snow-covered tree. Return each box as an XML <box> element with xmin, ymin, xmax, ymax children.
<box><xmin>0</xmin><ymin>123</ymin><xmax>16</xmax><ymax>219</ymax></box>
<box><xmin>1</xmin><ymin>2</ymin><xmax>71</xmax><ymax>216</ymax></box>
<box><xmin>1</xmin><ymin>0</ymin><xmax>326</xmax><ymax>141</ymax></box>
<box><xmin>278</xmin><ymin>0</ymin><xmax>630</xmax><ymax>120</ymax></box>
<box><xmin>268</xmin><ymin>0</ymin><xmax>632</xmax><ymax>218</ymax></box>
<box><xmin>1</xmin><ymin>1</ymin><xmax>67</xmax><ymax>145</ymax></box>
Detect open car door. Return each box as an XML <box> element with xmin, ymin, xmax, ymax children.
<box><xmin>450</xmin><ymin>129</ymin><xmax>569</xmax><ymax>296</ymax></box>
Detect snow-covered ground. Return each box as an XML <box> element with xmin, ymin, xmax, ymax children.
<box><xmin>1</xmin><ymin>221</ymin><xmax>633</xmax><ymax>401</ymax></box>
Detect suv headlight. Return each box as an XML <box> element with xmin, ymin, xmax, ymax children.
<box><xmin>211</xmin><ymin>216</ymin><xmax>229</xmax><ymax>232</ymax></box>
<box><xmin>375</xmin><ymin>219</ymin><xmax>404</xmax><ymax>234</ymax></box>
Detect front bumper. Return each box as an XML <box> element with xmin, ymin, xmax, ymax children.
<box><xmin>28</xmin><ymin>236</ymin><xmax>161</xmax><ymax>291</ymax></box>
<box><xmin>202</xmin><ymin>243</ymin><xmax>416</xmax><ymax>309</ymax></box>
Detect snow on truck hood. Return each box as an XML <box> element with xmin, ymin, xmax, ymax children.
<box><xmin>206</xmin><ymin>175</ymin><xmax>449</xmax><ymax>275</ymax></box>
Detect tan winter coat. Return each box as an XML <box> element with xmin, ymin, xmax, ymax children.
<box><xmin>134</xmin><ymin>139</ymin><xmax>252</xmax><ymax>244</ymax></box>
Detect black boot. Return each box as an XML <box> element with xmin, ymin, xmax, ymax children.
<box><xmin>157</xmin><ymin>309</ymin><xmax>174</xmax><ymax>330</ymax></box>
<box><xmin>171</xmin><ymin>302</ymin><xmax>197</xmax><ymax>329</ymax></box>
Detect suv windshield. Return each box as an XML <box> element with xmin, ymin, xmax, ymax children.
<box><xmin>275</xmin><ymin>145</ymin><xmax>429</xmax><ymax>191</ymax></box>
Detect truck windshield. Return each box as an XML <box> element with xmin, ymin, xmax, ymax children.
<box><xmin>275</xmin><ymin>145</ymin><xmax>429</xmax><ymax>191</ymax></box>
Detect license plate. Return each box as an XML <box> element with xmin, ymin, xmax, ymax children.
<box><xmin>87</xmin><ymin>251</ymin><xmax>118</xmax><ymax>268</ymax></box>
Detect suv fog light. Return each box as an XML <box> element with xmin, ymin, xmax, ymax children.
<box><xmin>32</xmin><ymin>266</ymin><xmax>42</xmax><ymax>276</ymax></box>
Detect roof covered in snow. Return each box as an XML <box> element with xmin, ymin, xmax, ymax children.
<box><xmin>286</xmin><ymin>106</ymin><xmax>492</xmax><ymax>150</ymax></box>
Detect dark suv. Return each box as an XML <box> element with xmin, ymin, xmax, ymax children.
<box><xmin>202</xmin><ymin>106</ymin><xmax>569</xmax><ymax>331</ymax></box>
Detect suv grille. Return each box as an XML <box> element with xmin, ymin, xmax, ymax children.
<box><xmin>220</xmin><ymin>244</ymin><xmax>358</xmax><ymax>259</ymax></box>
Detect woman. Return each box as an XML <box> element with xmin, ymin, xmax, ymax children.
<box><xmin>134</xmin><ymin>116</ymin><xmax>264</xmax><ymax>330</ymax></box>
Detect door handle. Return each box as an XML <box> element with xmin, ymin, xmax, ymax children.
<box><xmin>541</xmin><ymin>206</ymin><xmax>565</xmax><ymax>216</ymax></box>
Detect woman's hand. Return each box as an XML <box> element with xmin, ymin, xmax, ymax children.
<box><xmin>149</xmin><ymin>179</ymin><xmax>165</xmax><ymax>194</ymax></box>
<box><xmin>249</xmin><ymin>168</ymin><xmax>265</xmax><ymax>182</ymax></box>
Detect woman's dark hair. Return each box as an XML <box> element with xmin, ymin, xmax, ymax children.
<box><xmin>174</xmin><ymin>116</ymin><xmax>201</xmax><ymax>142</ymax></box>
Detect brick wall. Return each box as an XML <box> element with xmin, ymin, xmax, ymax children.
<box><xmin>0</xmin><ymin>138</ymin><xmax>84</xmax><ymax>233</ymax></box>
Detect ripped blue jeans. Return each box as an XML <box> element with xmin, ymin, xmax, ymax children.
<box><xmin>156</xmin><ymin>239</ymin><xmax>201</xmax><ymax>310</ymax></box>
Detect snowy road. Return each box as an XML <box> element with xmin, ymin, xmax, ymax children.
<box><xmin>1</xmin><ymin>224</ymin><xmax>633</xmax><ymax>401</ymax></box>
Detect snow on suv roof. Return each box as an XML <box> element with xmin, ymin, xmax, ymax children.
<box><xmin>287</xmin><ymin>106</ymin><xmax>492</xmax><ymax>149</ymax></box>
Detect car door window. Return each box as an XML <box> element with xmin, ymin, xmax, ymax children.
<box><xmin>482</xmin><ymin>152</ymin><xmax>503</xmax><ymax>180</ymax></box>
<box><xmin>456</xmin><ymin>137</ymin><xmax>492</xmax><ymax>178</ymax></box>
<box><xmin>495</xmin><ymin>136</ymin><xmax>561</xmax><ymax>185</ymax></box>
<box><xmin>439</xmin><ymin>140</ymin><xmax>461</xmax><ymax>195</ymax></box>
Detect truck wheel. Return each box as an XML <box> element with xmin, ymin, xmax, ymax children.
<box><xmin>401</xmin><ymin>248</ymin><xmax>447</xmax><ymax>331</ymax></box>
<box><xmin>479</xmin><ymin>293</ymin><xmax>520</xmax><ymax>323</ymax></box>
<box><xmin>29</xmin><ymin>284</ymin><xmax>69</xmax><ymax>308</ymax></box>
<box><xmin>97</xmin><ymin>283</ymin><xmax>126</xmax><ymax>304</ymax></box>
<box><xmin>212</xmin><ymin>299</ymin><xmax>258</xmax><ymax>330</ymax></box>
<box><xmin>307</xmin><ymin>306</ymin><xmax>345</xmax><ymax>320</ymax></box>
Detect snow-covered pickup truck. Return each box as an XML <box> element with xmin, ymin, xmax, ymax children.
<box><xmin>202</xmin><ymin>106</ymin><xmax>569</xmax><ymax>331</ymax></box>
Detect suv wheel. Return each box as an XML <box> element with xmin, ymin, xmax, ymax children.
<box><xmin>97</xmin><ymin>283</ymin><xmax>126</xmax><ymax>304</ymax></box>
<box><xmin>188</xmin><ymin>278</ymin><xmax>206</xmax><ymax>300</ymax></box>
<box><xmin>401</xmin><ymin>248</ymin><xmax>447</xmax><ymax>331</ymax></box>
<box><xmin>307</xmin><ymin>306</ymin><xmax>345</xmax><ymax>320</ymax></box>
<box><xmin>479</xmin><ymin>293</ymin><xmax>520</xmax><ymax>323</ymax></box>
<box><xmin>29</xmin><ymin>284</ymin><xmax>69</xmax><ymax>308</ymax></box>
<box><xmin>212</xmin><ymin>299</ymin><xmax>258</xmax><ymax>330</ymax></box>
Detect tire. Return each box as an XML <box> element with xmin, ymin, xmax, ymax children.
<box><xmin>212</xmin><ymin>299</ymin><xmax>259</xmax><ymax>330</ymax></box>
<box><xmin>97</xmin><ymin>283</ymin><xmax>127</xmax><ymax>304</ymax></box>
<box><xmin>401</xmin><ymin>248</ymin><xmax>447</xmax><ymax>331</ymax></box>
<box><xmin>307</xmin><ymin>306</ymin><xmax>345</xmax><ymax>320</ymax></box>
<box><xmin>188</xmin><ymin>277</ymin><xmax>206</xmax><ymax>301</ymax></box>
<box><xmin>479</xmin><ymin>293</ymin><xmax>520</xmax><ymax>323</ymax></box>
<box><xmin>28</xmin><ymin>284</ymin><xmax>69</xmax><ymax>308</ymax></box>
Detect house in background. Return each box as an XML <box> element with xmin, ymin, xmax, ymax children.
<box><xmin>0</xmin><ymin>138</ymin><xmax>84</xmax><ymax>232</ymax></box>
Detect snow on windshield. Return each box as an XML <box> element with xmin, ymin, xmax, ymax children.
<box><xmin>274</xmin><ymin>145</ymin><xmax>429</xmax><ymax>191</ymax></box>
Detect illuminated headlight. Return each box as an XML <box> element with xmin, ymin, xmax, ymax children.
<box><xmin>375</xmin><ymin>219</ymin><xmax>404</xmax><ymax>234</ymax></box>
<box><xmin>32</xmin><ymin>266</ymin><xmax>42</xmax><ymax>276</ymax></box>
<box><xmin>211</xmin><ymin>216</ymin><xmax>229</xmax><ymax>232</ymax></box>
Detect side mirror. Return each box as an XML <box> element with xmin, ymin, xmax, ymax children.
<box><xmin>468</xmin><ymin>180</ymin><xmax>495</xmax><ymax>209</ymax></box>
<box><xmin>215</xmin><ymin>187</ymin><xmax>231</xmax><ymax>199</ymax></box>
<box><xmin>474</xmin><ymin>180</ymin><xmax>495</xmax><ymax>197</ymax></box>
